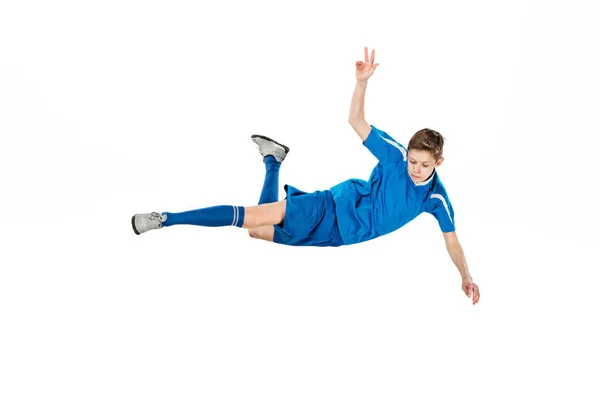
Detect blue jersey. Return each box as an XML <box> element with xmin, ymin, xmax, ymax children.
<box><xmin>330</xmin><ymin>125</ymin><xmax>456</xmax><ymax>245</ymax></box>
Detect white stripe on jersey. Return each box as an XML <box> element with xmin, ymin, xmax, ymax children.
<box><xmin>430</xmin><ymin>194</ymin><xmax>453</xmax><ymax>223</ymax></box>
<box><xmin>379</xmin><ymin>135</ymin><xmax>407</xmax><ymax>161</ymax></box>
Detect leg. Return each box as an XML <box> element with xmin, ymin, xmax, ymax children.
<box><xmin>247</xmin><ymin>135</ymin><xmax>290</xmax><ymax>242</ymax></box>
<box><xmin>251</xmin><ymin>134</ymin><xmax>289</xmax><ymax>206</ymax></box>
<box><xmin>132</xmin><ymin>200</ymin><xmax>286</xmax><ymax>235</ymax></box>
<box><xmin>248</xmin><ymin>155</ymin><xmax>281</xmax><ymax>242</ymax></box>
<box><xmin>162</xmin><ymin>143</ymin><xmax>285</xmax><ymax>231</ymax></box>
<box><xmin>162</xmin><ymin>199</ymin><xmax>286</xmax><ymax>229</ymax></box>
<box><xmin>257</xmin><ymin>155</ymin><xmax>281</xmax><ymax>205</ymax></box>
<box><xmin>243</xmin><ymin>200</ymin><xmax>286</xmax><ymax>228</ymax></box>
<box><xmin>248</xmin><ymin>155</ymin><xmax>280</xmax><ymax>242</ymax></box>
<box><xmin>132</xmin><ymin>135</ymin><xmax>289</xmax><ymax>236</ymax></box>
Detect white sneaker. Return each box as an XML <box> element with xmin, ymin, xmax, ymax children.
<box><xmin>251</xmin><ymin>134</ymin><xmax>290</xmax><ymax>163</ymax></box>
<box><xmin>131</xmin><ymin>212</ymin><xmax>167</xmax><ymax>235</ymax></box>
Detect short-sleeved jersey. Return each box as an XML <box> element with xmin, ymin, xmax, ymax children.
<box><xmin>330</xmin><ymin>125</ymin><xmax>455</xmax><ymax>245</ymax></box>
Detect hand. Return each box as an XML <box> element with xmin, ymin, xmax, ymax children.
<box><xmin>356</xmin><ymin>46</ymin><xmax>379</xmax><ymax>81</ymax></box>
<box><xmin>462</xmin><ymin>277</ymin><xmax>480</xmax><ymax>305</ymax></box>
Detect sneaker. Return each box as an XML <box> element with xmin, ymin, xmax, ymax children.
<box><xmin>131</xmin><ymin>212</ymin><xmax>167</xmax><ymax>235</ymax></box>
<box><xmin>251</xmin><ymin>134</ymin><xmax>290</xmax><ymax>163</ymax></box>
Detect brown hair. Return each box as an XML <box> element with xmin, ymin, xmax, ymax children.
<box><xmin>408</xmin><ymin>128</ymin><xmax>445</xmax><ymax>161</ymax></box>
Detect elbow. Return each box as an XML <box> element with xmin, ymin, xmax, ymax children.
<box><xmin>349</xmin><ymin>120</ymin><xmax>371</xmax><ymax>142</ymax></box>
<box><xmin>348</xmin><ymin>118</ymin><xmax>365</xmax><ymax>128</ymax></box>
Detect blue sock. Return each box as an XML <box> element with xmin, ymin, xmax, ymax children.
<box><xmin>162</xmin><ymin>205</ymin><xmax>245</xmax><ymax>228</ymax></box>
<box><xmin>258</xmin><ymin>155</ymin><xmax>280</xmax><ymax>205</ymax></box>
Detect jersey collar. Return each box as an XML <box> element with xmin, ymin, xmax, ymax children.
<box><xmin>413</xmin><ymin>169</ymin><xmax>436</xmax><ymax>186</ymax></box>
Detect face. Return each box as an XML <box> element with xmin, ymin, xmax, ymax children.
<box><xmin>408</xmin><ymin>149</ymin><xmax>443</xmax><ymax>183</ymax></box>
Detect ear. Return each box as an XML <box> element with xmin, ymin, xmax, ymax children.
<box><xmin>435</xmin><ymin>156</ymin><xmax>444</xmax><ymax>168</ymax></box>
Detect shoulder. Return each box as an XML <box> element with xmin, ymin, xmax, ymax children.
<box><xmin>426</xmin><ymin>175</ymin><xmax>453</xmax><ymax>210</ymax></box>
<box><xmin>431</xmin><ymin>172</ymin><xmax>448</xmax><ymax>189</ymax></box>
<box><xmin>430</xmin><ymin>174</ymin><xmax>451</xmax><ymax>196</ymax></box>
<box><xmin>365</xmin><ymin>125</ymin><xmax>407</xmax><ymax>160</ymax></box>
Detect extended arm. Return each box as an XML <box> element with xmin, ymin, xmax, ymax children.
<box><xmin>349</xmin><ymin>80</ymin><xmax>370</xmax><ymax>141</ymax></box>
<box><xmin>349</xmin><ymin>47</ymin><xmax>379</xmax><ymax>142</ymax></box>
<box><xmin>443</xmin><ymin>231</ymin><xmax>481</xmax><ymax>305</ymax></box>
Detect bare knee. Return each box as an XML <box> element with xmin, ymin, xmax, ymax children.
<box><xmin>248</xmin><ymin>226</ymin><xmax>274</xmax><ymax>242</ymax></box>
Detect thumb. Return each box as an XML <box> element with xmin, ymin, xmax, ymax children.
<box><xmin>373</xmin><ymin>63</ymin><xmax>379</xmax><ymax>70</ymax></box>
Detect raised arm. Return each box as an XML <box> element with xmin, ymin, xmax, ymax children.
<box><xmin>443</xmin><ymin>231</ymin><xmax>481</xmax><ymax>305</ymax></box>
<box><xmin>349</xmin><ymin>47</ymin><xmax>379</xmax><ymax>142</ymax></box>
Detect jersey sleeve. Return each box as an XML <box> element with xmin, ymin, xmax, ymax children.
<box><xmin>362</xmin><ymin>125</ymin><xmax>407</xmax><ymax>165</ymax></box>
<box><xmin>426</xmin><ymin>189</ymin><xmax>456</xmax><ymax>232</ymax></box>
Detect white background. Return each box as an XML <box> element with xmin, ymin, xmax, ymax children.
<box><xmin>1</xmin><ymin>1</ymin><xmax>598</xmax><ymax>399</ymax></box>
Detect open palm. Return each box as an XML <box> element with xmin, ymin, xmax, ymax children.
<box><xmin>356</xmin><ymin>47</ymin><xmax>379</xmax><ymax>81</ymax></box>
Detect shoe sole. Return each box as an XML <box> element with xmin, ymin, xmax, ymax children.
<box><xmin>131</xmin><ymin>215</ymin><xmax>141</xmax><ymax>235</ymax></box>
<box><xmin>251</xmin><ymin>134</ymin><xmax>290</xmax><ymax>154</ymax></box>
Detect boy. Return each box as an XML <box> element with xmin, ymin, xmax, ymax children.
<box><xmin>132</xmin><ymin>47</ymin><xmax>481</xmax><ymax>305</ymax></box>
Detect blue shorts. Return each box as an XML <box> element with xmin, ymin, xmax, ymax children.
<box><xmin>273</xmin><ymin>184</ymin><xmax>344</xmax><ymax>247</ymax></box>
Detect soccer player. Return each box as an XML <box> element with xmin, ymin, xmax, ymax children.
<box><xmin>131</xmin><ymin>47</ymin><xmax>481</xmax><ymax>305</ymax></box>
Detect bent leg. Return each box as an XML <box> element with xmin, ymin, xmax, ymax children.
<box><xmin>258</xmin><ymin>155</ymin><xmax>281</xmax><ymax>204</ymax></box>
<box><xmin>248</xmin><ymin>155</ymin><xmax>281</xmax><ymax>242</ymax></box>
<box><xmin>160</xmin><ymin>154</ymin><xmax>285</xmax><ymax>232</ymax></box>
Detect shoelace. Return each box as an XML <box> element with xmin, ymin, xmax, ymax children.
<box><xmin>149</xmin><ymin>212</ymin><xmax>164</xmax><ymax>227</ymax></box>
